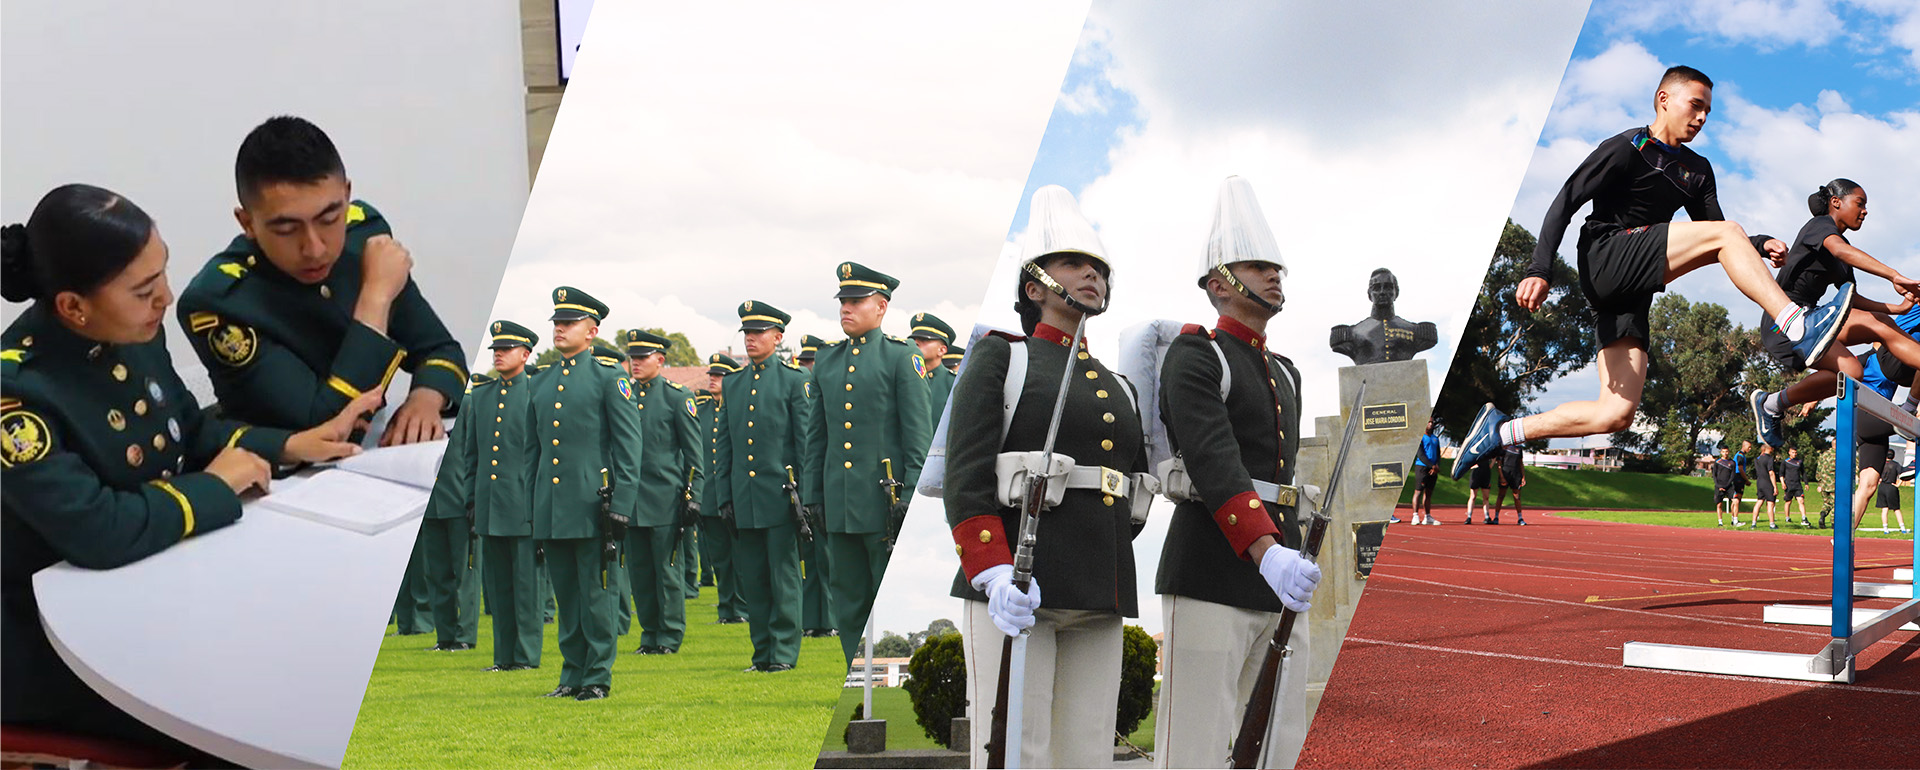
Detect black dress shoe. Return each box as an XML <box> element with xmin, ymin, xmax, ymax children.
<box><xmin>741</xmin><ymin>664</ymin><xmax>764</xmax><ymax>673</ymax></box>
<box><xmin>509</xmin><ymin>664</ymin><xmax>539</xmax><ymax>671</ymax></box>
<box><xmin>483</xmin><ymin>665</ymin><xmax>509</xmax><ymax>672</ymax></box>
<box><xmin>762</xmin><ymin>663</ymin><xmax>794</xmax><ymax>673</ymax></box>
<box><xmin>445</xmin><ymin>642</ymin><xmax>476</xmax><ymax>651</ymax></box>
<box><xmin>542</xmin><ymin>685</ymin><xmax>579</xmax><ymax>698</ymax></box>
<box><xmin>718</xmin><ymin>617</ymin><xmax>747</xmax><ymax>625</ymax></box>
<box><xmin>424</xmin><ymin>642</ymin><xmax>448</xmax><ymax>651</ymax></box>
<box><xmin>700</xmin><ymin>579</ymin><xmax>716</xmax><ymax>587</ymax></box>
<box><xmin>574</xmin><ymin>685</ymin><xmax>610</xmax><ymax>701</ymax></box>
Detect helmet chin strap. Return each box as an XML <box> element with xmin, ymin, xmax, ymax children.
<box><xmin>1025</xmin><ymin>261</ymin><xmax>1108</xmax><ymax>316</ymax></box>
<box><xmin>1214</xmin><ymin>264</ymin><xmax>1282</xmax><ymax>314</ymax></box>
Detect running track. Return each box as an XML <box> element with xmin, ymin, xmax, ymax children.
<box><xmin>1297</xmin><ymin>508</ymin><xmax>1918</xmax><ymax>768</ymax></box>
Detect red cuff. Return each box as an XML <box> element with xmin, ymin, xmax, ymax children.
<box><xmin>953</xmin><ymin>515</ymin><xmax>1013</xmax><ymax>581</ymax></box>
<box><xmin>1214</xmin><ymin>490</ymin><xmax>1280</xmax><ymax>560</ymax></box>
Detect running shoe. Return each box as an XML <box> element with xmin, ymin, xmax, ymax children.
<box><xmin>1464</xmin><ymin>515</ymin><xmax>1473</xmax><ymax>525</ymax></box>
<box><xmin>1389</xmin><ymin>515</ymin><xmax>1402</xmax><ymax>524</ymax></box>
<box><xmin>1517</xmin><ymin>517</ymin><xmax>1528</xmax><ymax>526</ymax></box>
<box><xmin>1452</xmin><ymin>403</ymin><xmax>1508</xmax><ymax>480</ymax></box>
<box><xmin>1751</xmin><ymin>389</ymin><xmax>1783</xmax><ymax>447</ymax></box>
<box><xmin>1789</xmin><ymin>283</ymin><xmax>1855</xmax><ymax>370</ymax></box>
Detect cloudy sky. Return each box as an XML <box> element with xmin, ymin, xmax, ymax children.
<box><xmin>1510</xmin><ymin>0</ymin><xmax>1920</xmax><ymax>435</ymax></box>
<box><xmin>871</xmin><ymin>0</ymin><xmax>1592</xmax><ymax>638</ymax></box>
<box><xmin>477</xmin><ymin>1</ymin><xmax>1091</xmax><ymax>364</ymax></box>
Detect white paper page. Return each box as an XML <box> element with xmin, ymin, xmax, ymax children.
<box><xmin>333</xmin><ymin>439</ymin><xmax>448</xmax><ymax>490</ymax></box>
<box><xmin>254</xmin><ymin>469</ymin><xmax>430</xmax><ymax>535</ymax></box>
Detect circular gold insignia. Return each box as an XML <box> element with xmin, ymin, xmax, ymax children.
<box><xmin>208</xmin><ymin>324</ymin><xmax>258</xmax><ymax>367</ymax></box>
<box><xmin>126</xmin><ymin>443</ymin><xmax>144</xmax><ymax>467</ymax></box>
<box><xmin>152</xmin><ymin>434</ymin><xmax>167</xmax><ymax>451</ymax></box>
<box><xmin>111</xmin><ymin>363</ymin><xmax>129</xmax><ymax>382</ymax></box>
<box><xmin>107</xmin><ymin>409</ymin><xmax>126</xmax><ymax>431</ymax></box>
<box><xmin>0</xmin><ymin>410</ymin><xmax>52</xmax><ymax>467</ymax></box>
<box><xmin>134</xmin><ymin>399</ymin><xmax>149</xmax><ymax>416</ymax></box>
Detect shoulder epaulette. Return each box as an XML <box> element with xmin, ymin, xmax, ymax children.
<box><xmin>886</xmin><ymin>334</ymin><xmax>912</xmax><ymax>345</ymax></box>
<box><xmin>823</xmin><ymin>339</ymin><xmax>848</xmax><ymax>347</ymax></box>
<box><xmin>594</xmin><ymin>356</ymin><xmax>622</xmax><ymax>369</ymax></box>
<box><xmin>986</xmin><ymin>330</ymin><xmax>1027</xmax><ymax>343</ymax></box>
<box><xmin>1179</xmin><ymin>323</ymin><xmax>1211</xmax><ymax>337</ymax></box>
<box><xmin>345</xmin><ymin>200</ymin><xmax>390</xmax><ymax>235</ymax></box>
<box><xmin>667</xmin><ymin>380</ymin><xmax>686</xmax><ymax>391</ymax></box>
<box><xmin>469</xmin><ymin>373</ymin><xmax>497</xmax><ymax>386</ymax></box>
<box><xmin>781</xmin><ymin>359</ymin><xmax>802</xmax><ymax>371</ymax></box>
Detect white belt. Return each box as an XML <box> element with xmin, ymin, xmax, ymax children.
<box><xmin>1064</xmin><ymin>465</ymin><xmax>1131</xmax><ymax>497</ymax></box>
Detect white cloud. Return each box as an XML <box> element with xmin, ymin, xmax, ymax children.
<box><xmin>488</xmin><ymin>1</ymin><xmax>1093</xmax><ymax>361</ymax></box>
<box><xmin>1604</xmin><ymin>0</ymin><xmax>1845</xmax><ymax>50</ymax></box>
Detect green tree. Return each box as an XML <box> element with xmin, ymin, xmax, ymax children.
<box><xmin>903</xmin><ymin>631</ymin><xmax>966</xmax><ymax>748</ymax></box>
<box><xmin>1611</xmin><ymin>294</ymin><xmax>1750</xmax><ymax>472</ymax></box>
<box><xmin>873</xmin><ymin>632</ymin><xmax>912</xmax><ymax>658</ymax></box>
<box><xmin>908</xmin><ymin>618</ymin><xmax>958</xmax><ymax>650</ymax></box>
<box><xmin>1115</xmin><ymin>625</ymin><xmax>1157</xmax><ymax>743</ymax></box>
<box><xmin>1434</xmin><ymin>220</ymin><xmax>1595</xmax><ymax>441</ymax></box>
<box><xmin>607</xmin><ymin>327</ymin><xmax>702</xmax><ymax>367</ymax></box>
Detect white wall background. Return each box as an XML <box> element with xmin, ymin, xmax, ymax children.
<box><xmin>2</xmin><ymin>1</ymin><xmax>530</xmax><ymax>399</ymax></box>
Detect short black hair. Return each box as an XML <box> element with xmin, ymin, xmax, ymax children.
<box><xmin>2</xmin><ymin>184</ymin><xmax>155</xmax><ymax>303</ymax></box>
<box><xmin>1659</xmin><ymin>65</ymin><xmax>1712</xmax><ymax>94</ymax></box>
<box><xmin>234</xmin><ymin>116</ymin><xmax>346</xmax><ymax>204</ymax></box>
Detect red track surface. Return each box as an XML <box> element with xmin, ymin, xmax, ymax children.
<box><xmin>1298</xmin><ymin>508</ymin><xmax>1919</xmax><ymax>769</ymax></box>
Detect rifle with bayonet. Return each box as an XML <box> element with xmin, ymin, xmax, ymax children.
<box><xmin>984</xmin><ymin>318</ymin><xmax>1087</xmax><ymax>770</ymax></box>
<box><xmin>1228</xmin><ymin>382</ymin><xmax>1366</xmax><ymax>769</ymax></box>
<box><xmin>880</xmin><ymin>458</ymin><xmax>907</xmax><ymax>552</ymax></box>
<box><xmin>598</xmin><ymin>467</ymin><xmax>628</xmax><ymax>590</ymax></box>
<box><xmin>785</xmin><ymin>464</ymin><xmax>814</xmax><ymax>544</ymax></box>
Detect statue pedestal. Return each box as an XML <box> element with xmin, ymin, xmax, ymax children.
<box><xmin>1293</xmin><ymin>359</ymin><xmax>1429</xmax><ymax>712</ymax></box>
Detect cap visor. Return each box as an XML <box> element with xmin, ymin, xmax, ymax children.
<box><xmin>834</xmin><ymin>286</ymin><xmax>881</xmax><ymax>300</ymax></box>
<box><xmin>550</xmin><ymin>309</ymin><xmax>592</xmax><ymax>321</ymax></box>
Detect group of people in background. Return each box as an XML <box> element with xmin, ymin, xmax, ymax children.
<box><xmin>1406</xmin><ymin>419</ymin><xmax>1527</xmax><ymax>527</ymax></box>
<box><xmin>414</xmin><ymin>261</ymin><xmax>968</xmax><ymax>701</ymax></box>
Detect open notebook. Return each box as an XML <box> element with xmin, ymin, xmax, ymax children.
<box><xmin>254</xmin><ymin>439</ymin><xmax>448</xmax><ymax>534</ymax></box>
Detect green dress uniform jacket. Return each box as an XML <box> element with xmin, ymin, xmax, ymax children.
<box><xmin>803</xmin><ymin>332</ymin><xmax>932</xmax><ymax>531</ymax></box>
<box><xmin>1154</xmin><ymin>318</ymin><xmax>1303</xmax><ymax>613</ymax></box>
<box><xmin>2</xmin><ymin>305</ymin><xmax>292</xmax><ymax>734</ymax></box>
<box><xmin>176</xmin><ymin>201</ymin><xmax>468</xmax><ymax>431</ymax></box>
<box><xmin>947</xmin><ymin>326</ymin><xmax>1147</xmax><ymax>616</ymax></box>
<box><xmin>624</xmin><ymin>374</ymin><xmax>704</xmax><ymax>651</ymax></box>
<box><xmin>924</xmin><ymin>363</ymin><xmax>957</xmax><ymax>433</ymax></box>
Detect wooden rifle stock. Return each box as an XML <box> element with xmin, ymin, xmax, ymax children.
<box><xmin>1228</xmin><ymin>512</ymin><xmax>1331</xmax><ymax>768</ymax></box>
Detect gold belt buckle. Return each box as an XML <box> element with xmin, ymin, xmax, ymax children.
<box><xmin>1100</xmin><ymin>467</ymin><xmax>1125</xmax><ymax>496</ymax></box>
<box><xmin>1273</xmin><ymin>484</ymin><xmax>1299</xmax><ymax>508</ymax></box>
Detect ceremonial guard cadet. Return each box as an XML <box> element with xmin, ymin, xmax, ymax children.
<box><xmin>522</xmin><ymin>287</ymin><xmax>644</xmax><ymax>701</ymax></box>
<box><xmin>798</xmin><ymin>335</ymin><xmax>823</xmax><ymax>368</ymax></box>
<box><xmin>805</xmin><ymin>262</ymin><xmax>934</xmax><ymax>661</ymax></box>
<box><xmin>622</xmin><ymin>330</ymin><xmax>705</xmax><ymax>654</ymax></box>
<box><xmin>698</xmin><ymin>353</ymin><xmax>749</xmax><ymax>624</ymax></box>
<box><xmin>419</xmin><ymin>372</ymin><xmax>481</xmax><ymax>652</ymax></box>
<box><xmin>1153</xmin><ymin>177</ymin><xmax>1324</xmax><ymax>769</ymax></box>
<box><xmin>909</xmin><ymin>312</ymin><xmax>959</xmax><ymax>428</ymax></box>
<box><xmin>713</xmin><ymin>303</ymin><xmax>811</xmax><ymax>671</ymax></box>
<box><xmin>593</xmin><ymin>337</ymin><xmax>638</xmax><ymax>637</ymax></box>
<box><xmin>177</xmin><ymin>116</ymin><xmax>466</xmax><ymax>444</ymax></box>
<box><xmin>944</xmin><ymin>345</ymin><xmax>965</xmax><ymax>372</ymax></box>
<box><xmin>947</xmin><ymin>185</ymin><xmax>1149</xmax><ymax>768</ymax></box>
<box><xmin>440</xmin><ymin>320</ymin><xmax>545</xmax><ymax>671</ymax></box>
<box><xmin>2</xmin><ymin>184</ymin><xmax>369</xmax><ymax>756</ymax></box>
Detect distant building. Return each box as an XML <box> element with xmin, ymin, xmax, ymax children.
<box><xmin>845</xmin><ymin>657</ymin><xmax>912</xmax><ymax>688</ymax></box>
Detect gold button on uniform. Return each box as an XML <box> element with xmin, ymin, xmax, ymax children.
<box><xmin>749</xmin><ymin>471</ymin><xmax>757</xmax><ymax>478</ymax></box>
<box><xmin>1228</xmin><ymin>514</ymin><xmax>1238</xmax><ymax>525</ymax></box>
<box><xmin>490</xmin><ymin>474</ymin><xmax>497</xmax><ymax>480</ymax></box>
<box><xmin>491</xmin><ymin>460</ymin><xmax>498</xmax><ymax>466</ymax></box>
<box><xmin>844</xmin><ymin>384</ymin><xmax>852</xmax><ymax>391</ymax></box>
<box><xmin>979</xmin><ymin>530</ymin><xmax>991</xmax><ymax>543</ymax></box>
<box><xmin>751</xmin><ymin>389</ymin><xmax>757</xmax><ymax>395</ymax></box>
<box><xmin>843</xmin><ymin>461</ymin><xmax>852</xmax><ymax>468</ymax></box>
<box><xmin>1078</xmin><ymin>352</ymin><xmax>1089</xmax><ymax>360</ymax></box>
<box><xmin>320</xmin><ymin>285</ymin><xmax>332</xmax><ymax>299</ymax></box>
<box><xmin>1101</xmin><ymin>439</ymin><xmax>1113</xmax><ymax>451</ymax></box>
<box><xmin>1103</xmin><ymin>495</ymin><xmax>1114</xmax><ymax>506</ymax></box>
<box><xmin>134</xmin><ymin>400</ymin><xmax>148</xmax><ymax>416</ymax></box>
<box><xmin>842</xmin><ymin>442</ymin><xmax>851</xmax><ymax>449</ymax></box>
<box><xmin>843</xmin><ymin>422</ymin><xmax>852</xmax><ymax>429</ymax></box>
<box><xmin>955</xmin><ymin>545</ymin><xmax>963</xmax><ymax>555</ymax></box>
<box><xmin>1085</xmin><ymin>370</ymin><xmax>1098</xmax><ymax>380</ymax></box>
<box><xmin>557</xmin><ymin>385</ymin><xmax>565</xmax><ymax>392</ymax></box>
<box><xmin>1249</xmin><ymin>499</ymin><xmax>1261</xmax><ymax>508</ymax></box>
<box><xmin>747</xmin><ymin>455</ymin><xmax>754</xmax><ymax>461</ymax></box>
<box><xmin>1102</xmin><ymin>413</ymin><xmax>1114</xmax><ymax>424</ymax></box>
<box><xmin>1096</xmin><ymin>389</ymin><xmax>1108</xmax><ymax>399</ymax></box>
<box><xmin>111</xmin><ymin>364</ymin><xmax>128</xmax><ymax>381</ymax></box>
<box><xmin>553</xmin><ymin>477</ymin><xmax>560</xmax><ymax>484</ymax></box>
<box><xmin>844</xmin><ymin>403</ymin><xmax>852</xmax><ymax>410</ymax></box>
<box><xmin>552</xmin><ymin>439</ymin><xmax>560</xmax><ymax>446</ymax></box>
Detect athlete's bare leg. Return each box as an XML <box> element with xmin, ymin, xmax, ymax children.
<box><xmin>1512</xmin><ymin>340</ymin><xmax>1646</xmax><ymax>440</ymax></box>
<box><xmin>1664</xmin><ymin>220</ymin><xmax>1796</xmax><ymax>319</ymax></box>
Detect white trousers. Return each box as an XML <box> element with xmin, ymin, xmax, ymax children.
<box><xmin>962</xmin><ymin>600</ymin><xmax>1123</xmax><ymax>769</ymax></box>
<box><xmin>1153</xmin><ymin>594</ymin><xmax>1311</xmax><ymax>769</ymax></box>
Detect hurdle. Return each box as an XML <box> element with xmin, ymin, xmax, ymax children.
<box><xmin>1622</xmin><ymin>375</ymin><xmax>1917</xmax><ymax>684</ymax></box>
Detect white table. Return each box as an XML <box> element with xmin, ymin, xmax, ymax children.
<box><xmin>34</xmin><ymin>461</ymin><xmax>427</xmax><ymax>768</ymax></box>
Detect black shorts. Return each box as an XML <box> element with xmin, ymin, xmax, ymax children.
<box><xmin>1416</xmin><ymin>465</ymin><xmax>1437</xmax><ymax>492</ymax></box>
<box><xmin>1877</xmin><ymin>483</ymin><xmax>1900</xmax><ymax>510</ymax></box>
<box><xmin>1859</xmin><ymin>434</ymin><xmax>1892</xmax><ymax>476</ymax></box>
<box><xmin>1756</xmin><ymin>481</ymin><xmax>1776</xmax><ymax>502</ymax></box>
<box><xmin>1469</xmin><ymin>465</ymin><xmax>1492</xmax><ymax>489</ymax></box>
<box><xmin>1499</xmin><ymin>469</ymin><xmax>1523</xmax><ymax>489</ymax></box>
<box><xmin>1733</xmin><ymin>476</ymin><xmax>1747</xmax><ymax>493</ymax></box>
<box><xmin>1715</xmin><ymin>487</ymin><xmax>1734</xmax><ymax>504</ymax></box>
<box><xmin>1784</xmin><ymin>484</ymin><xmax>1804</xmax><ymax>501</ymax></box>
<box><xmin>1579</xmin><ymin>223</ymin><xmax>1668</xmax><ymax>349</ymax></box>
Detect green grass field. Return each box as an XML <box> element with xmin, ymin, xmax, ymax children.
<box><xmin>343</xmin><ymin>588</ymin><xmax>845</xmax><ymax>769</ymax></box>
<box><xmin>1553</xmin><ymin>508</ymin><xmax>1915</xmax><ymax>539</ymax></box>
<box><xmin>819</xmin><ymin>677</ymin><xmax>1158</xmax><ymax>754</ymax></box>
<box><xmin>1398</xmin><ymin>459</ymin><xmax>1914</xmax><ymax>514</ymax></box>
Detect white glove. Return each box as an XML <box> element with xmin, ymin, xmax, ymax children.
<box><xmin>1259</xmin><ymin>544</ymin><xmax>1321</xmax><ymax>612</ymax></box>
<box><xmin>972</xmin><ymin>564</ymin><xmax>1042</xmax><ymax>638</ymax></box>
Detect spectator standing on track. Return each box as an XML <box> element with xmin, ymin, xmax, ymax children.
<box><xmin>1712</xmin><ymin>447</ymin><xmax>1737</xmax><ymax>526</ymax></box>
<box><xmin>1752</xmin><ymin>443</ymin><xmax>1780</xmax><ymax>528</ymax></box>
<box><xmin>1411</xmin><ymin>419</ymin><xmax>1441</xmax><ymax>526</ymax></box>
<box><xmin>1731</xmin><ymin>440</ymin><xmax>1753</xmax><ymax>524</ymax></box>
<box><xmin>1492</xmin><ymin>444</ymin><xmax>1526</xmax><ymax>525</ymax></box>
<box><xmin>1873</xmin><ymin>451</ymin><xmax>1908</xmax><ymax>533</ymax></box>
<box><xmin>1781</xmin><ymin>446</ymin><xmax>1811</xmax><ymax>527</ymax></box>
<box><xmin>1464</xmin><ymin>455</ymin><xmax>1494</xmax><ymax>524</ymax></box>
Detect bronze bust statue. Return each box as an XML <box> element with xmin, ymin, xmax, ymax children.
<box><xmin>1330</xmin><ymin>268</ymin><xmax>1437</xmax><ymax>365</ymax></box>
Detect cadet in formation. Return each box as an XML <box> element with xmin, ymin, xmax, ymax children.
<box><xmin>622</xmin><ymin>330</ymin><xmax>705</xmax><ymax>654</ymax></box>
<box><xmin>909</xmin><ymin>312</ymin><xmax>959</xmax><ymax>433</ymax></box>
<box><xmin>438</xmin><ymin>320</ymin><xmax>546</xmax><ymax>671</ymax></box>
<box><xmin>697</xmin><ymin>353</ymin><xmax>748</xmax><ymax>625</ymax></box>
<box><xmin>2</xmin><ymin>184</ymin><xmax>372</xmax><ymax>758</ymax></box>
<box><xmin>177</xmin><ymin>115</ymin><xmax>466</xmax><ymax>444</ymax></box>
<box><xmin>523</xmin><ymin>287</ymin><xmax>644</xmax><ymax>700</ymax></box>
<box><xmin>1153</xmin><ymin>177</ymin><xmax>1323</xmax><ymax>769</ymax></box>
<box><xmin>948</xmin><ymin>186</ymin><xmax>1149</xmax><ymax>768</ymax></box>
<box><xmin>713</xmin><ymin>303</ymin><xmax>810</xmax><ymax>672</ymax></box>
<box><xmin>593</xmin><ymin>338</ymin><xmax>639</xmax><ymax>638</ymax></box>
<box><xmin>805</xmin><ymin>262</ymin><xmax>933</xmax><ymax>661</ymax></box>
<box><xmin>419</xmin><ymin>371</ymin><xmax>483</xmax><ymax>653</ymax></box>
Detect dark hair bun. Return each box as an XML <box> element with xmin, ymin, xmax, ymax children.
<box><xmin>1</xmin><ymin>223</ymin><xmax>39</xmax><ymax>302</ymax></box>
<box><xmin>1807</xmin><ymin>187</ymin><xmax>1834</xmax><ymax>217</ymax></box>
